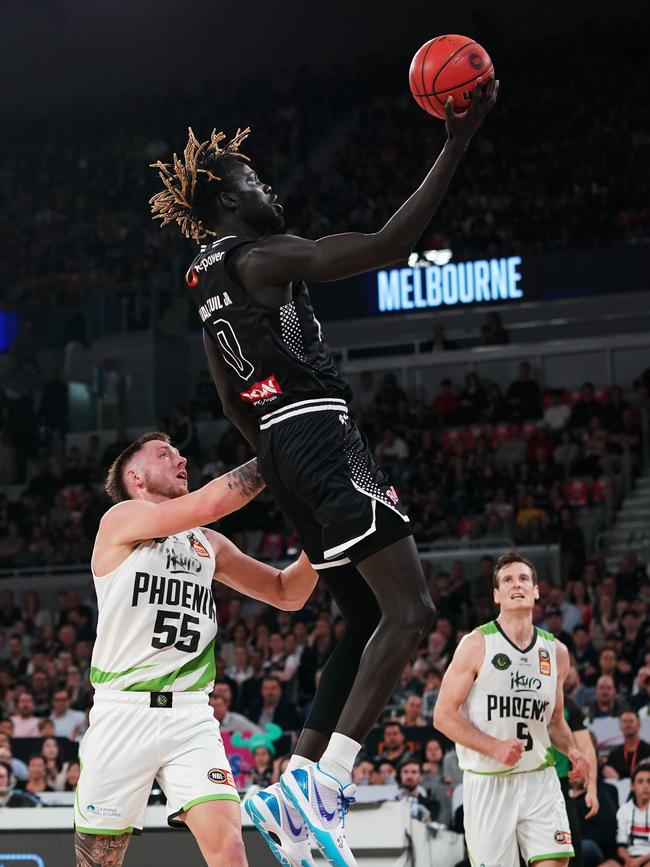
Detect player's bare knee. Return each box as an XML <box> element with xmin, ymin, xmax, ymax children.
<box><xmin>394</xmin><ymin>597</ymin><xmax>436</xmax><ymax>638</ymax></box>
<box><xmin>213</xmin><ymin>834</ymin><xmax>246</xmax><ymax>867</ymax></box>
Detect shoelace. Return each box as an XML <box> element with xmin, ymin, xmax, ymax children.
<box><xmin>337</xmin><ymin>791</ymin><xmax>356</xmax><ymax>824</ymax></box>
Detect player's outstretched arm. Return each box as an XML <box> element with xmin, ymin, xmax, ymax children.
<box><xmin>234</xmin><ymin>78</ymin><xmax>498</xmax><ymax>289</ymax></box>
<box><xmin>434</xmin><ymin>630</ymin><xmax>524</xmax><ymax>766</ymax></box>
<box><xmin>206</xmin><ymin>529</ymin><xmax>318</xmax><ymax>610</ymax></box>
<box><xmin>98</xmin><ymin>460</ymin><xmax>265</xmax><ymax>547</ymax></box>
<box><xmin>203</xmin><ymin>330</ymin><xmax>259</xmax><ymax>448</ymax></box>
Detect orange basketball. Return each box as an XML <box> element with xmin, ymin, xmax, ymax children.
<box><xmin>409</xmin><ymin>34</ymin><xmax>494</xmax><ymax>119</ymax></box>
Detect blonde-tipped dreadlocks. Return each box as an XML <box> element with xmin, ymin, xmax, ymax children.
<box><xmin>149</xmin><ymin>127</ymin><xmax>251</xmax><ymax>242</ymax></box>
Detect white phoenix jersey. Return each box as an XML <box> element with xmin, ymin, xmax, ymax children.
<box><xmin>456</xmin><ymin>621</ymin><xmax>558</xmax><ymax>775</ymax></box>
<box><xmin>90</xmin><ymin>528</ymin><xmax>218</xmax><ymax>693</ymax></box>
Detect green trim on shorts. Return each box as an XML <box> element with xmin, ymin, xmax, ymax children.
<box><xmin>75</xmin><ymin>826</ymin><xmax>135</xmax><ymax>836</ymax></box>
<box><xmin>478</xmin><ymin>621</ymin><xmax>498</xmax><ymax>636</ymax></box>
<box><xmin>182</xmin><ymin>793</ymin><xmax>241</xmax><ymax>812</ymax></box>
<box><xmin>466</xmin><ymin>759</ymin><xmax>554</xmax><ymax>777</ymax></box>
<box><xmin>529</xmin><ymin>851</ymin><xmax>574</xmax><ymax>863</ymax></box>
<box><xmin>123</xmin><ymin>638</ymin><xmax>215</xmax><ymax>692</ymax></box>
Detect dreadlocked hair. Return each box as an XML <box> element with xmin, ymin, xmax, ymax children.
<box><xmin>149</xmin><ymin>127</ymin><xmax>251</xmax><ymax>242</ymax></box>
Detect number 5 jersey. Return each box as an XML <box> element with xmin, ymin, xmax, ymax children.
<box><xmin>456</xmin><ymin>621</ymin><xmax>558</xmax><ymax>774</ymax></box>
<box><xmin>89</xmin><ymin>528</ymin><xmax>218</xmax><ymax>693</ymax></box>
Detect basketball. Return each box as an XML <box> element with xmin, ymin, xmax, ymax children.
<box><xmin>409</xmin><ymin>34</ymin><xmax>494</xmax><ymax>119</ymax></box>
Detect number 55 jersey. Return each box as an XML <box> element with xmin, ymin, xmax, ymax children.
<box><xmin>89</xmin><ymin>528</ymin><xmax>218</xmax><ymax>694</ymax></box>
<box><xmin>457</xmin><ymin>621</ymin><xmax>558</xmax><ymax>774</ymax></box>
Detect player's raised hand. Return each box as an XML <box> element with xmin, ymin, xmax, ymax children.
<box><xmin>567</xmin><ymin>747</ymin><xmax>591</xmax><ymax>785</ymax></box>
<box><xmin>492</xmin><ymin>738</ymin><xmax>524</xmax><ymax>766</ymax></box>
<box><xmin>445</xmin><ymin>77</ymin><xmax>499</xmax><ymax>147</ymax></box>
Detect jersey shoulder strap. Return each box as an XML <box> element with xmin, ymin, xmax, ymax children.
<box><xmin>185</xmin><ymin>234</ymin><xmax>252</xmax><ymax>289</ymax></box>
<box><xmin>477</xmin><ymin>620</ymin><xmax>498</xmax><ymax>636</ymax></box>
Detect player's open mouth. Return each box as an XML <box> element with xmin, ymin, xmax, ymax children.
<box><xmin>176</xmin><ymin>472</ymin><xmax>187</xmax><ymax>481</ymax></box>
<box><xmin>511</xmin><ymin>593</ymin><xmax>524</xmax><ymax>599</ymax></box>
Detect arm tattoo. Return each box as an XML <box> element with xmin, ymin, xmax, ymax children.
<box><xmin>75</xmin><ymin>831</ymin><xmax>131</xmax><ymax>867</ymax></box>
<box><xmin>226</xmin><ymin>458</ymin><xmax>265</xmax><ymax>499</ymax></box>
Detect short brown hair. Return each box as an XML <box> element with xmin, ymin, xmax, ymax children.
<box><xmin>493</xmin><ymin>551</ymin><xmax>538</xmax><ymax>588</ymax></box>
<box><xmin>105</xmin><ymin>432</ymin><xmax>171</xmax><ymax>504</ymax></box>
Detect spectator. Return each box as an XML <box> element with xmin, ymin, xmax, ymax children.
<box><xmin>0</xmin><ymin>590</ymin><xmax>21</xmax><ymax>628</ymax></box>
<box><xmin>617</xmin><ymin>761</ymin><xmax>650</xmax><ymax>864</ymax></box>
<box><xmin>432</xmin><ymin>379</ymin><xmax>459</xmax><ymax>424</ymax></box>
<box><xmin>604</xmin><ymin>711</ymin><xmax>650</xmax><ymax>780</ymax></box>
<box><xmin>572</xmin><ymin>626</ymin><xmax>600</xmax><ymax>688</ymax></box>
<box><xmin>41</xmin><ymin>736</ymin><xmax>69</xmax><ymax>791</ymax></box>
<box><xmin>352</xmin><ymin>758</ymin><xmax>376</xmax><ymax>786</ymax></box>
<box><xmin>64</xmin><ymin>761</ymin><xmax>81</xmax><ymax>792</ymax></box>
<box><xmin>0</xmin><ymin>760</ymin><xmax>39</xmax><ymax>807</ymax></box>
<box><xmin>17</xmin><ymin>755</ymin><xmax>53</xmax><ymax>796</ymax></box>
<box><xmin>248</xmin><ymin>676</ymin><xmax>301</xmax><ymax>731</ymax></box>
<box><xmin>208</xmin><ymin>691</ymin><xmax>262</xmax><ymax>735</ymax></box>
<box><xmin>544</xmin><ymin>391</ymin><xmax>571</xmax><ymax>431</ymax></box>
<box><xmin>506</xmin><ymin>362</ymin><xmax>541</xmax><ymax>420</ymax></box>
<box><xmin>0</xmin><ymin>733</ymin><xmax>28</xmax><ymax>781</ymax></box>
<box><xmin>541</xmin><ymin>607</ymin><xmax>575</xmax><ymax>652</ymax></box>
<box><xmin>456</xmin><ymin>373</ymin><xmax>486</xmax><ymax>425</ymax></box>
<box><xmin>481</xmin><ymin>312</ymin><xmax>510</xmax><ymax>346</ymax></box>
<box><xmin>50</xmin><ymin>689</ymin><xmax>85</xmax><ymax>740</ymax></box>
<box><xmin>10</xmin><ymin>692</ymin><xmax>40</xmax><ymax>737</ymax></box>
<box><xmin>397</xmin><ymin>694</ymin><xmax>427</xmax><ymax>727</ymax></box>
<box><xmin>421</xmin><ymin>324</ymin><xmax>458</xmax><ymax>352</ymax></box>
<box><xmin>397</xmin><ymin>760</ymin><xmax>439</xmax><ymax>823</ymax></box>
<box><xmin>586</xmin><ymin>676</ymin><xmax>629</xmax><ymax>721</ymax></box>
<box><xmin>373</xmin><ymin>721</ymin><xmax>418</xmax><ymax>768</ymax></box>
<box><xmin>245</xmin><ymin>745</ymin><xmax>275</xmax><ymax>789</ymax></box>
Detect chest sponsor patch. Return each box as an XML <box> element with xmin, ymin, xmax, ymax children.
<box><xmin>492</xmin><ymin>652</ymin><xmax>511</xmax><ymax>671</ymax></box>
<box><xmin>207</xmin><ymin>768</ymin><xmax>236</xmax><ymax>788</ymax></box>
<box><xmin>539</xmin><ymin>647</ymin><xmax>551</xmax><ymax>676</ymax></box>
<box><xmin>240</xmin><ymin>374</ymin><xmax>283</xmax><ymax>403</ymax></box>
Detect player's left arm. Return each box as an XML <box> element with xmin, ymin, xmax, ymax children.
<box><xmin>204</xmin><ymin>528</ymin><xmax>317</xmax><ymax>610</ymax></box>
<box><xmin>548</xmin><ymin>641</ymin><xmax>591</xmax><ymax>784</ymax></box>
<box><xmin>203</xmin><ymin>330</ymin><xmax>259</xmax><ymax>448</ymax></box>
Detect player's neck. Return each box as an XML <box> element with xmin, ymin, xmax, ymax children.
<box><xmin>496</xmin><ymin>611</ymin><xmax>535</xmax><ymax>649</ymax></box>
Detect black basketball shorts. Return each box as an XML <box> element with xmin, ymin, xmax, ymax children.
<box><xmin>256</xmin><ymin>397</ymin><xmax>412</xmax><ymax>568</ymax></box>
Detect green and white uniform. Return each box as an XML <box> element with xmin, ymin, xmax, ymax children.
<box><xmin>459</xmin><ymin>621</ymin><xmax>574</xmax><ymax>867</ymax></box>
<box><xmin>75</xmin><ymin>528</ymin><xmax>239</xmax><ymax>836</ymax></box>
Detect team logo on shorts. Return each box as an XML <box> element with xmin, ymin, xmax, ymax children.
<box><xmin>207</xmin><ymin>768</ymin><xmax>236</xmax><ymax>788</ymax></box>
<box><xmin>86</xmin><ymin>804</ymin><xmax>122</xmax><ymax>817</ymax></box>
<box><xmin>492</xmin><ymin>653</ymin><xmax>511</xmax><ymax>671</ymax></box>
<box><xmin>539</xmin><ymin>648</ymin><xmax>551</xmax><ymax>676</ymax></box>
<box><xmin>554</xmin><ymin>830</ymin><xmax>572</xmax><ymax>844</ymax></box>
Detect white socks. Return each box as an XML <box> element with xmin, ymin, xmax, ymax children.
<box><xmin>319</xmin><ymin>733</ymin><xmax>361</xmax><ymax>784</ymax></box>
<box><xmin>286</xmin><ymin>753</ymin><xmax>310</xmax><ymax>773</ymax></box>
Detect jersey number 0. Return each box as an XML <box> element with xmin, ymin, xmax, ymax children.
<box><xmin>212</xmin><ymin>319</ymin><xmax>255</xmax><ymax>381</ymax></box>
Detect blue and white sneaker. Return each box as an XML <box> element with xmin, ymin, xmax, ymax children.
<box><xmin>245</xmin><ymin>782</ymin><xmax>317</xmax><ymax>867</ymax></box>
<box><xmin>280</xmin><ymin>763</ymin><xmax>357</xmax><ymax>867</ymax></box>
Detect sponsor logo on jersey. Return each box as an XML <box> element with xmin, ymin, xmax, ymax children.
<box><xmin>186</xmin><ymin>266</ymin><xmax>199</xmax><ymax>287</ymax></box>
<box><xmin>239</xmin><ymin>374</ymin><xmax>283</xmax><ymax>404</ymax></box>
<box><xmin>86</xmin><ymin>804</ymin><xmax>122</xmax><ymax>818</ymax></box>
<box><xmin>554</xmin><ymin>830</ymin><xmax>572</xmax><ymax>844</ymax></box>
<box><xmin>486</xmin><ymin>694</ymin><xmax>550</xmax><ymax>722</ymax></box>
<box><xmin>198</xmin><ymin>292</ymin><xmax>233</xmax><ymax>320</ymax></box>
<box><xmin>510</xmin><ymin>671</ymin><xmax>543</xmax><ymax>692</ymax></box>
<box><xmin>188</xmin><ymin>533</ymin><xmax>210</xmax><ymax>558</ymax></box>
<box><xmin>539</xmin><ymin>647</ymin><xmax>551</xmax><ymax>676</ymax></box>
<box><xmin>492</xmin><ymin>652</ymin><xmax>511</xmax><ymax>671</ymax></box>
<box><xmin>386</xmin><ymin>486</ymin><xmax>399</xmax><ymax>505</ymax></box>
<box><xmin>207</xmin><ymin>768</ymin><xmax>236</xmax><ymax>788</ymax></box>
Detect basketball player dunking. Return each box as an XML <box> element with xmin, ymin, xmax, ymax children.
<box><xmin>150</xmin><ymin>79</ymin><xmax>497</xmax><ymax>866</ymax></box>
<box><xmin>74</xmin><ymin>433</ymin><xmax>318</xmax><ymax>867</ymax></box>
<box><xmin>434</xmin><ymin>552</ymin><xmax>591</xmax><ymax>867</ymax></box>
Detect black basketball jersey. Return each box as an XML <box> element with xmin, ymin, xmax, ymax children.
<box><xmin>187</xmin><ymin>235</ymin><xmax>352</xmax><ymax>421</ymax></box>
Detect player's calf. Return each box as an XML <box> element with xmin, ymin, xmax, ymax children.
<box><xmin>75</xmin><ymin>831</ymin><xmax>131</xmax><ymax>867</ymax></box>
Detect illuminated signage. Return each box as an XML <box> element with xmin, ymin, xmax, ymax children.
<box><xmin>376</xmin><ymin>256</ymin><xmax>523</xmax><ymax>313</ymax></box>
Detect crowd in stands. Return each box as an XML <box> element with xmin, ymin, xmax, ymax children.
<box><xmin>1</xmin><ymin>362</ymin><xmax>648</xmax><ymax>576</ymax></box>
<box><xmin>2</xmin><ymin>22</ymin><xmax>648</xmax><ymax>344</ymax></box>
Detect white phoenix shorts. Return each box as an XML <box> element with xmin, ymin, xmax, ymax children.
<box><xmin>463</xmin><ymin>765</ymin><xmax>574</xmax><ymax>867</ymax></box>
<box><xmin>75</xmin><ymin>691</ymin><xmax>239</xmax><ymax>835</ymax></box>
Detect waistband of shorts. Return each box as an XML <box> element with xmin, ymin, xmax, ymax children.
<box><xmin>93</xmin><ymin>690</ymin><xmax>209</xmax><ymax>706</ymax></box>
<box><xmin>259</xmin><ymin>397</ymin><xmax>349</xmax><ymax>430</ymax></box>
